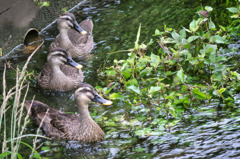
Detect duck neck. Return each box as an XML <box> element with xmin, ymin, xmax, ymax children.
<box><xmin>59</xmin><ymin>28</ymin><xmax>73</xmax><ymax>49</ymax></box>
<box><xmin>77</xmin><ymin>101</ymin><xmax>92</xmax><ymax>120</ymax></box>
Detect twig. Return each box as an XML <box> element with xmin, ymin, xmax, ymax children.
<box><xmin>157</xmin><ymin>41</ymin><xmax>172</xmax><ymax>58</ymax></box>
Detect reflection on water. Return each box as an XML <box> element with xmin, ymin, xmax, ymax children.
<box><xmin>1</xmin><ymin>0</ymin><xmax>240</xmax><ymax>158</ymax></box>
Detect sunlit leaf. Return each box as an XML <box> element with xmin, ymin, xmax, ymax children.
<box><xmin>230</xmin><ymin>14</ymin><xmax>240</xmax><ymax>18</ymax></box>
<box><xmin>192</xmin><ymin>87</ymin><xmax>206</xmax><ymax>100</ymax></box>
<box><xmin>109</xmin><ymin>93</ymin><xmax>123</xmax><ymax>100</ymax></box>
<box><xmin>171</xmin><ymin>31</ymin><xmax>181</xmax><ymax>44</ymax></box>
<box><xmin>122</xmin><ymin>69</ymin><xmax>131</xmax><ymax>79</ymax></box>
<box><xmin>135</xmin><ymin>24</ymin><xmax>141</xmax><ymax>49</ymax></box>
<box><xmin>227</xmin><ymin>7</ymin><xmax>238</xmax><ymax>13</ymax></box>
<box><xmin>189</xmin><ymin>19</ymin><xmax>199</xmax><ymax>32</ymax></box>
<box><xmin>127</xmin><ymin>85</ymin><xmax>141</xmax><ymax>95</ymax></box>
<box><xmin>150</xmin><ymin>53</ymin><xmax>160</xmax><ymax>68</ymax></box>
<box><xmin>205</xmin><ymin>6</ymin><xmax>213</xmax><ymax>12</ymax></box>
<box><xmin>218</xmin><ymin>88</ymin><xmax>226</xmax><ymax>95</ymax></box>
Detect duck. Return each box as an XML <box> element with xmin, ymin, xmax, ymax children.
<box><xmin>50</xmin><ymin>12</ymin><xmax>94</xmax><ymax>59</ymax></box>
<box><xmin>38</xmin><ymin>47</ymin><xmax>84</xmax><ymax>91</ymax></box>
<box><xmin>25</xmin><ymin>83</ymin><xmax>113</xmax><ymax>142</ymax></box>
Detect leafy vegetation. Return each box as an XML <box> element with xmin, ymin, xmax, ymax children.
<box><xmin>94</xmin><ymin>5</ymin><xmax>240</xmax><ymax>156</ymax></box>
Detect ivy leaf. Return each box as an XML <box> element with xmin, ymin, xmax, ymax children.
<box><xmin>127</xmin><ymin>85</ymin><xmax>141</xmax><ymax>95</ymax></box>
<box><xmin>192</xmin><ymin>87</ymin><xmax>206</xmax><ymax>100</ymax></box>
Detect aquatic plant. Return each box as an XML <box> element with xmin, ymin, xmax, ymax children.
<box><xmin>95</xmin><ymin>5</ymin><xmax>240</xmax><ymax>156</ymax></box>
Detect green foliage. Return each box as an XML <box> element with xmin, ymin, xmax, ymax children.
<box><xmin>98</xmin><ymin>5</ymin><xmax>240</xmax><ymax>147</ymax></box>
<box><xmin>33</xmin><ymin>0</ymin><xmax>50</xmax><ymax>8</ymax></box>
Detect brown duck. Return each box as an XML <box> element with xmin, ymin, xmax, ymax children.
<box><xmin>50</xmin><ymin>12</ymin><xmax>94</xmax><ymax>59</ymax></box>
<box><xmin>25</xmin><ymin>83</ymin><xmax>113</xmax><ymax>142</ymax></box>
<box><xmin>38</xmin><ymin>48</ymin><xmax>84</xmax><ymax>91</ymax></box>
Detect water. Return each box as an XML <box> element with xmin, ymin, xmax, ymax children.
<box><xmin>1</xmin><ymin>0</ymin><xmax>240</xmax><ymax>158</ymax></box>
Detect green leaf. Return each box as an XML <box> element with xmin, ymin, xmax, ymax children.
<box><xmin>218</xmin><ymin>88</ymin><xmax>226</xmax><ymax>95</ymax></box>
<box><xmin>227</xmin><ymin>7</ymin><xmax>238</xmax><ymax>13</ymax></box>
<box><xmin>105</xmin><ymin>68</ymin><xmax>117</xmax><ymax>76</ymax></box>
<box><xmin>192</xmin><ymin>87</ymin><xmax>206</xmax><ymax>100</ymax></box>
<box><xmin>171</xmin><ymin>30</ymin><xmax>181</xmax><ymax>44</ymax></box>
<box><xmin>20</xmin><ymin>141</ymin><xmax>41</xmax><ymax>159</ymax></box>
<box><xmin>179</xmin><ymin>29</ymin><xmax>186</xmax><ymax>39</ymax></box>
<box><xmin>230</xmin><ymin>14</ymin><xmax>240</xmax><ymax>18</ymax></box>
<box><xmin>104</xmin><ymin>83</ymin><xmax>119</xmax><ymax>94</ymax></box>
<box><xmin>217</xmin><ymin>56</ymin><xmax>227</xmax><ymax>62</ymax></box>
<box><xmin>41</xmin><ymin>146</ymin><xmax>51</xmax><ymax>151</ymax></box>
<box><xmin>122</xmin><ymin>69</ymin><xmax>132</xmax><ymax>79</ymax></box>
<box><xmin>209</xmin><ymin>18</ymin><xmax>216</xmax><ymax>30</ymax></box>
<box><xmin>150</xmin><ymin>53</ymin><xmax>160</xmax><ymax>68</ymax></box>
<box><xmin>127</xmin><ymin>85</ymin><xmax>141</xmax><ymax>95</ymax></box>
<box><xmin>205</xmin><ymin>6</ymin><xmax>213</xmax><ymax>12</ymax></box>
<box><xmin>135</xmin><ymin>24</ymin><xmax>141</xmax><ymax>49</ymax></box>
<box><xmin>126</xmin><ymin>79</ymin><xmax>139</xmax><ymax>86</ymax></box>
<box><xmin>0</xmin><ymin>152</ymin><xmax>11</xmax><ymax>158</ymax></box>
<box><xmin>189</xmin><ymin>19</ymin><xmax>199</xmax><ymax>32</ymax></box>
<box><xmin>140</xmin><ymin>67</ymin><xmax>153</xmax><ymax>76</ymax></box>
<box><xmin>148</xmin><ymin>86</ymin><xmax>161</xmax><ymax>98</ymax></box>
<box><xmin>187</xmin><ymin>36</ymin><xmax>199</xmax><ymax>43</ymax></box>
<box><xmin>210</xmin><ymin>35</ymin><xmax>227</xmax><ymax>44</ymax></box>
<box><xmin>109</xmin><ymin>93</ymin><xmax>123</xmax><ymax>100</ymax></box>
<box><xmin>154</xmin><ymin>29</ymin><xmax>162</xmax><ymax>36</ymax></box>
<box><xmin>176</xmin><ymin>68</ymin><xmax>187</xmax><ymax>83</ymax></box>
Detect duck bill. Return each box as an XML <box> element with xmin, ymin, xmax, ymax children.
<box><xmin>73</xmin><ymin>21</ymin><xmax>87</xmax><ymax>35</ymax></box>
<box><xmin>92</xmin><ymin>93</ymin><xmax>113</xmax><ymax>106</ymax></box>
<box><xmin>67</xmin><ymin>58</ymin><xmax>83</xmax><ymax>69</ymax></box>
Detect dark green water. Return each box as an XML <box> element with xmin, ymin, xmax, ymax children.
<box><xmin>1</xmin><ymin>0</ymin><xmax>240</xmax><ymax>158</ymax></box>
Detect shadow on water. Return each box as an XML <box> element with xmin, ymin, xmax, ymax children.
<box><xmin>1</xmin><ymin>0</ymin><xmax>240</xmax><ymax>158</ymax></box>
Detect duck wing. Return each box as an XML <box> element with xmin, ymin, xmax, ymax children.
<box><xmin>25</xmin><ymin>100</ymin><xmax>77</xmax><ymax>139</ymax></box>
<box><xmin>60</xmin><ymin>64</ymin><xmax>84</xmax><ymax>82</ymax></box>
<box><xmin>37</xmin><ymin>63</ymin><xmax>51</xmax><ymax>89</ymax></box>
